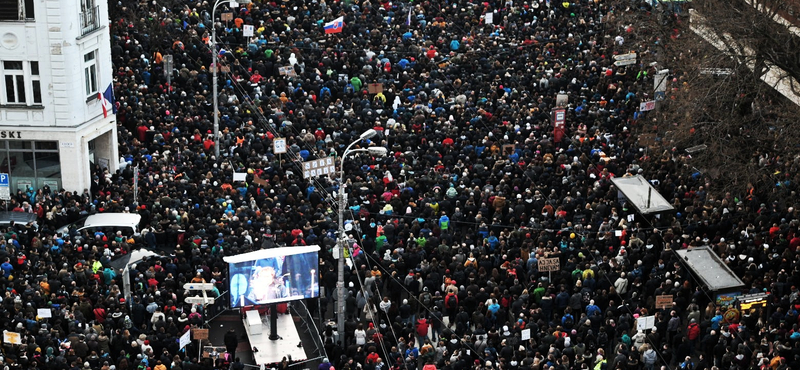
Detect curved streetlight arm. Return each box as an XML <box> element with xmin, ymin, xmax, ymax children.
<box><xmin>335</xmin><ymin>135</ymin><xmax>385</xmax><ymax>338</ymax></box>
<box><xmin>211</xmin><ymin>0</ymin><xmax>236</xmax><ymax>158</ymax></box>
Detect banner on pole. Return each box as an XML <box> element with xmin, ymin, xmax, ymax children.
<box><xmin>655</xmin><ymin>295</ymin><xmax>673</xmax><ymax>309</ymax></box>
<box><xmin>243</xmin><ymin>25</ymin><xmax>254</xmax><ymax>37</ymax></box>
<box><xmin>538</xmin><ymin>257</ymin><xmax>560</xmax><ymax>272</ymax></box>
<box><xmin>179</xmin><ymin>330</ymin><xmax>191</xmax><ymax>349</ymax></box>
<box><xmin>303</xmin><ymin>157</ymin><xmax>336</xmax><ymax>179</ymax></box>
<box><xmin>3</xmin><ymin>331</ymin><xmax>20</xmax><ymax>344</ymax></box>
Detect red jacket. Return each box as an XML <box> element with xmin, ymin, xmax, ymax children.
<box><xmin>687</xmin><ymin>323</ymin><xmax>700</xmax><ymax>340</ymax></box>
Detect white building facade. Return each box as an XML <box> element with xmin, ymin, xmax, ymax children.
<box><xmin>0</xmin><ymin>0</ymin><xmax>117</xmax><ymax>193</ymax></box>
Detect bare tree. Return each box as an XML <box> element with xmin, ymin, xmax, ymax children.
<box><xmin>627</xmin><ymin>0</ymin><xmax>800</xmax><ymax>201</ymax></box>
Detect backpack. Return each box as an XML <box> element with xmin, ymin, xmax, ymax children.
<box><xmin>563</xmin><ymin>314</ymin><xmax>574</xmax><ymax>328</ymax></box>
<box><xmin>421</xmin><ymin>293</ymin><xmax>432</xmax><ymax>307</ymax></box>
<box><xmin>447</xmin><ymin>294</ymin><xmax>457</xmax><ymax>308</ymax></box>
<box><xmin>597</xmin><ymin>331</ymin><xmax>609</xmax><ymax>347</ymax></box>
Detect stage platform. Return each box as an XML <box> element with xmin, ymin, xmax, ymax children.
<box><xmin>243</xmin><ymin>308</ymin><xmax>308</xmax><ymax>366</ymax></box>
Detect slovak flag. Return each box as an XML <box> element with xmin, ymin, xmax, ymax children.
<box><xmin>97</xmin><ymin>83</ymin><xmax>116</xmax><ymax>118</ymax></box>
<box><xmin>324</xmin><ymin>16</ymin><xmax>344</xmax><ymax>34</ymax></box>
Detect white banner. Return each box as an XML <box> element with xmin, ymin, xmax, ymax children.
<box><xmin>179</xmin><ymin>329</ymin><xmax>191</xmax><ymax>349</ymax></box>
<box><xmin>37</xmin><ymin>308</ymin><xmax>52</xmax><ymax>318</ymax></box>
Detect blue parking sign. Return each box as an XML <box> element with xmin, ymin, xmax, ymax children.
<box><xmin>0</xmin><ymin>173</ymin><xmax>8</xmax><ymax>187</ymax></box>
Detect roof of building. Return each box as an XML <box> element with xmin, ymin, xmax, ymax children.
<box><xmin>674</xmin><ymin>246</ymin><xmax>745</xmax><ymax>292</ymax></box>
<box><xmin>610</xmin><ymin>175</ymin><xmax>675</xmax><ymax>214</ymax></box>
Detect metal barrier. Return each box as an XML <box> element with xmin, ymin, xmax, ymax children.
<box><xmin>204</xmin><ymin>290</ymin><xmax>230</xmax><ymax>325</ymax></box>
<box><xmin>291</xmin><ymin>300</ymin><xmax>328</xmax><ymax>361</ymax></box>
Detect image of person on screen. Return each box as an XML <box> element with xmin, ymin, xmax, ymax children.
<box><xmin>247</xmin><ymin>266</ymin><xmax>286</xmax><ymax>303</ymax></box>
<box><xmin>284</xmin><ymin>252</ymin><xmax>319</xmax><ymax>299</ymax></box>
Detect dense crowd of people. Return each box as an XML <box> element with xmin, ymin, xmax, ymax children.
<box><xmin>0</xmin><ymin>0</ymin><xmax>798</xmax><ymax>370</ymax></box>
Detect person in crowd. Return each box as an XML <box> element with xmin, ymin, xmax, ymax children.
<box><xmin>3</xmin><ymin>0</ymin><xmax>799</xmax><ymax>370</ymax></box>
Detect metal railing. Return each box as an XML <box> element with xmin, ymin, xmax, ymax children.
<box><xmin>203</xmin><ymin>290</ymin><xmax>229</xmax><ymax>324</ymax></box>
<box><xmin>79</xmin><ymin>5</ymin><xmax>100</xmax><ymax>35</ymax></box>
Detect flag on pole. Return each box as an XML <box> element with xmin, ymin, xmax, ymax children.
<box><xmin>406</xmin><ymin>7</ymin><xmax>412</xmax><ymax>26</ymax></box>
<box><xmin>323</xmin><ymin>16</ymin><xmax>344</xmax><ymax>34</ymax></box>
<box><xmin>103</xmin><ymin>83</ymin><xmax>117</xmax><ymax>114</ymax></box>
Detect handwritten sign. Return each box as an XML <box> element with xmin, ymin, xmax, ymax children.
<box><xmin>221</xmin><ymin>13</ymin><xmax>233</xmax><ymax>21</ymax></box>
<box><xmin>193</xmin><ymin>328</ymin><xmax>209</xmax><ymax>340</ymax></box>
<box><xmin>655</xmin><ymin>295</ymin><xmax>673</xmax><ymax>309</ymax></box>
<box><xmin>179</xmin><ymin>330</ymin><xmax>191</xmax><ymax>349</ymax></box>
<box><xmin>538</xmin><ymin>257</ymin><xmax>560</xmax><ymax>272</ymax></box>
<box><xmin>367</xmin><ymin>83</ymin><xmax>384</xmax><ymax>94</ymax></box>
<box><xmin>3</xmin><ymin>331</ymin><xmax>20</xmax><ymax>344</ymax></box>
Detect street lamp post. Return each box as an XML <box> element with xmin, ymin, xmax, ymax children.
<box><xmin>337</xmin><ymin>129</ymin><xmax>386</xmax><ymax>338</ymax></box>
<box><xmin>211</xmin><ymin>0</ymin><xmax>250</xmax><ymax>158</ymax></box>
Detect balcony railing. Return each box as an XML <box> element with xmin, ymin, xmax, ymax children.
<box><xmin>79</xmin><ymin>5</ymin><xmax>100</xmax><ymax>36</ymax></box>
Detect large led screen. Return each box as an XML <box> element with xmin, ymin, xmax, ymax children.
<box><xmin>227</xmin><ymin>247</ymin><xmax>319</xmax><ymax>307</ymax></box>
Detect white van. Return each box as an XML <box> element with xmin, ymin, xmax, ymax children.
<box><xmin>56</xmin><ymin>213</ymin><xmax>142</xmax><ymax>237</ymax></box>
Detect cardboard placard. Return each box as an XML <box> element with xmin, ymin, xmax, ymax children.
<box><xmin>367</xmin><ymin>83</ymin><xmax>384</xmax><ymax>94</ymax></box>
<box><xmin>210</xmin><ymin>65</ymin><xmax>231</xmax><ymax>73</ymax></box>
<box><xmin>502</xmin><ymin>144</ymin><xmax>515</xmax><ymax>156</ymax></box>
<box><xmin>193</xmin><ymin>328</ymin><xmax>209</xmax><ymax>340</ymax></box>
<box><xmin>3</xmin><ymin>331</ymin><xmax>20</xmax><ymax>344</ymax></box>
<box><xmin>538</xmin><ymin>257</ymin><xmax>560</xmax><ymax>272</ymax></box>
<box><xmin>37</xmin><ymin>308</ymin><xmax>52</xmax><ymax>318</ymax></box>
<box><xmin>655</xmin><ymin>295</ymin><xmax>673</xmax><ymax>309</ymax></box>
<box><xmin>253</xmin><ymin>175</ymin><xmax>268</xmax><ymax>187</ymax></box>
<box><xmin>521</xmin><ymin>328</ymin><xmax>531</xmax><ymax>341</ymax></box>
<box><xmin>278</xmin><ymin>66</ymin><xmax>297</xmax><ymax>77</ymax></box>
<box><xmin>221</xmin><ymin>12</ymin><xmax>233</xmax><ymax>21</ymax></box>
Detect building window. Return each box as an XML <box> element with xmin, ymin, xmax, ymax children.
<box><xmin>0</xmin><ymin>0</ymin><xmax>35</xmax><ymax>21</ymax></box>
<box><xmin>79</xmin><ymin>0</ymin><xmax>99</xmax><ymax>35</ymax></box>
<box><xmin>30</xmin><ymin>61</ymin><xmax>40</xmax><ymax>104</ymax></box>
<box><xmin>1</xmin><ymin>61</ymin><xmax>42</xmax><ymax>106</ymax></box>
<box><xmin>0</xmin><ymin>140</ymin><xmax>60</xmax><ymax>191</ymax></box>
<box><xmin>84</xmin><ymin>51</ymin><xmax>98</xmax><ymax>98</ymax></box>
<box><xmin>3</xmin><ymin>61</ymin><xmax>25</xmax><ymax>104</ymax></box>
